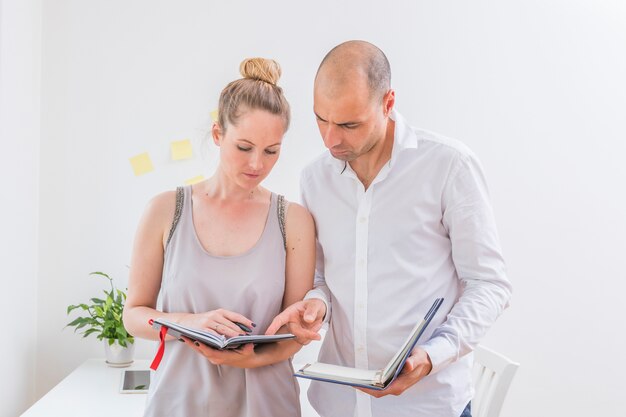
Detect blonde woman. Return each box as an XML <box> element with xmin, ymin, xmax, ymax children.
<box><xmin>123</xmin><ymin>58</ymin><xmax>315</xmax><ymax>417</ymax></box>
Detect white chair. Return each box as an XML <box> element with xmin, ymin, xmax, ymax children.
<box><xmin>471</xmin><ymin>345</ymin><xmax>519</xmax><ymax>417</ymax></box>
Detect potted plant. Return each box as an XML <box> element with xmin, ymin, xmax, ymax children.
<box><xmin>66</xmin><ymin>271</ymin><xmax>135</xmax><ymax>367</ymax></box>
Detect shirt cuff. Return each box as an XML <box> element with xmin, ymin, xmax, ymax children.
<box><xmin>418</xmin><ymin>336</ymin><xmax>458</xmax><ymax>375</ymax></box>
<box><xmin>303</xmin><ymin>288</ymin><xmax>331</xmax><ymax>325</ymax></box>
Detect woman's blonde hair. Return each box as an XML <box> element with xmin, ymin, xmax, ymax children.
<box><xmin>217</xmin><ymin>57</ymin><xmax>290</xmax><ymax>132</ymax></box>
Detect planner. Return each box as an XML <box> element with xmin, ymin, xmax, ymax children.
<box><xmin>151</xmin><ymin>318</ymin><xmax>295</xmax><ymax>350</ymax></box>
<box><xmin>294</xmin><ymin>298</ymin><xmax>444</xmax><ymax>390</ymax></box>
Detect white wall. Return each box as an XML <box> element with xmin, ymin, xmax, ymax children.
<box><xmin>0</xmin><ymin>0</ymin><xmax>41</xmax><ymax>416</ymax></box>
<box><xmin>33</xmin><ymin>1</ymin><xmax>626</xmax><ymax>417</ymax></box>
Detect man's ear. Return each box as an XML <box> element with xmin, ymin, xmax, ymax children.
<box><xmin>382</xmin><ymin>89</ymin><xmax>395</xmax><ymax>117</ymax></box>
<box><xmin>211</xmin><ymin>122</ymin><xmax>222</xmax><ymax>146</ymax></box>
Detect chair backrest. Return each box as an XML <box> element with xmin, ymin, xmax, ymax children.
<box><xmin>471</xmin><ymin>345</ymin><xmax>519</xmax><ymax>417</ymax></box>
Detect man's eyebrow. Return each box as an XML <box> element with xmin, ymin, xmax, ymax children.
<box><xmin>338</xmin><ymin>121</ymin><xmax>360</xmax><ymax>126</ymax></box>
<box><xmin>315</xmin><ymin>113</ymin><xmax>360</xmax><ymax>126</ymax></box>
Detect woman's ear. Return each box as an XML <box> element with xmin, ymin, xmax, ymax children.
<box><xmin>211</xmin><ymin>122</ymin><xmax>222</xmax><ymax>146</ymax></box>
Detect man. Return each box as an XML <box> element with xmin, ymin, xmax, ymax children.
<box><xmin>267</xmin><ymin>40</ymin><xmax>512</xmax><ymax>417</ymax></box>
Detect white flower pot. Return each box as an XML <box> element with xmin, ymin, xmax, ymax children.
<box><xmin>104</xmin><ymin>339</ymin><xmax>135</xmax><ymax>367</ymax></box>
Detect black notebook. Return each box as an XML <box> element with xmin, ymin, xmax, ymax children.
<box><xmin>294</xmin><ymin>298</ymin><xmax>444</xmax><ymax>390</ymax></box>
<box><xmin>151</xmin><ymin>318</ymin><xmax>295</xmax><ymax>350</ymax></box>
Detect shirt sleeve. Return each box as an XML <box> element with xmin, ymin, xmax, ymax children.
<box><xmin>300</xmin><ymin>172</ymin><xmax>332</xmax><ymax>324</ymax></box>
<box><xmin>419</xmin><ymin>151</ymin><xmax>512</xmax><ymax>374</ymax></box>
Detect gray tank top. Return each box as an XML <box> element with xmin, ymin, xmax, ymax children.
<box><xmin>144</xmin><ymin>185</ymin><xmax>301</xmax><ymax>417</ymax></box>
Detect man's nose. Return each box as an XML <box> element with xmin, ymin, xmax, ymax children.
<box><xmin>322</xmin><ymin>124</ymin><xmax>341</xmax><ymax>149</ymax></box>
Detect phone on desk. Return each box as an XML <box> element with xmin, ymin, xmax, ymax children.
<box><xmin>119</xmin><ymin>370</ymin><xmax>151</xmax><ymax>394</ymax></box>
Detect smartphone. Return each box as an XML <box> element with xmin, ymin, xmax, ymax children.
<box><xmin>119</xmin><ymin>369</ymin><xmax>151</xmax><ymax>394</ymax></box>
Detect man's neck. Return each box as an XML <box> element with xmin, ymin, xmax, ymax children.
<box><xmin>350</xmin><ymin>119</ymin><xmax>395</xmax><ymax>190</ymax></box>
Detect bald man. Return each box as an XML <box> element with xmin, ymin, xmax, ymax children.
<box><xmin>268</xmin><ymin>41</ymin><xmax>512</xmax><ymax>417</ymax></box>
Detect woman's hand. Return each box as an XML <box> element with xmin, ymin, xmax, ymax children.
<box><xmin>177</xmin><ymin>309</ymin><xmax>255</xmax><ymax>338</ymax></box>
<box><xmin>182</xmin><ymin>338</ymin><xmax>258</xmax><ymax>368</ymax></box>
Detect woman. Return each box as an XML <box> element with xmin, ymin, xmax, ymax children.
<box><xmin>123</xmin><ymin>57</ymin><xmax>315</xmax><ymax>417</ymax></box>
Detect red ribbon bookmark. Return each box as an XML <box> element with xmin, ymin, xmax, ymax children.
<box><xmin>149</xmin><ymin>319</ymin><xmax>168</xmax><ymax>371</ymax></box>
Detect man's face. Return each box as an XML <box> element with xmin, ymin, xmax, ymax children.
<box><xmin>313</xmin><ymin>78</ymin><xmax>389</xmax><ymax>162</ymax></box>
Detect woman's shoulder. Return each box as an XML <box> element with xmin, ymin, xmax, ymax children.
<box><xmin>282</xmin><ymin>199</ymin><xmax>314</xmax><ymax>234</ymax></box>
<box><xmin>282</xmin><ymin>200</ymin><xmax>309</xmax><ymax>219</ymax></box>
<box><xmin>142</xmin><ymin>189</ymin><xmax>181</xmax><ymax>225</ymax></box>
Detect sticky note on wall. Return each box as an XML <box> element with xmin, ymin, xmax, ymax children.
<box><xmin>185</xmin><ymin>175</ymin><xmax>205</xmax><ymax>185</ymax></box>
<box><xmin>171</xmin><ymin>139</ymin><xmax>193</xmax><ymax>161</ymax></box>
<box><xmin>210</xmin><ymin>109</ymin><xmax>218</xmax><ymax>122</ymax></box>
<box><xmin>129</xmin><ymin>152</ymin><xmax>154</xmax><ymax>176</ymax></box>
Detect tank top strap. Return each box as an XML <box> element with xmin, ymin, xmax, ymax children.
<box><xmin>276</xmin><ymin>194</ymin><xmax>287</xmax><ymax>250</ymax></box>
<box><xmin>166</xmin><ymin>186</ymin><xmax>185</xmax><ymax>246</ymax></box>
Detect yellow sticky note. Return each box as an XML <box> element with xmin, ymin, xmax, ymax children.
<box><xmin>171</xmin><ymin>139</ymin><xmax>193</xmax><ymax>161</ymax></box>
<box><xmin>185</xmin><ymin>175</ymin><xmax>205</xmax><ymax>185</ymax></box>
<box><xmin>129</xmin><ymin>152</ymin><xmax>154</xmax><ymax>176</ymax></box>
<box><xmin>210</xmin><ymin>109</ymin><xmax>219</xmax><ymax>122</ymax></box>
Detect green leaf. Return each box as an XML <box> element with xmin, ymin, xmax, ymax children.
<box><xmin>82</xmin><ymin>328</ymin><xmax>99</xmax><ymax>338</ymax></box>
<box><xmin>66</xmin><ymin>317</ymin><xmax>85</xmax><ymax>327</ymax></box>
<box><xmin>90</xmin><ymin>298</ymin><xmax>105</xmax><ymax>305</ymax></box>
<box><xmin>90</xmin><ymin>271</ymin><xmax>111</xmax><ymax>280</ymax></box>
<box><xmin>75</xmin><ymin>321</ymin><xmax>89</xmax><ymax>330</ymax></box>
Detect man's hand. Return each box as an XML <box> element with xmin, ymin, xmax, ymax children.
<box><xmin>357</xmin><ymin>347</ymin><xmax>432</xmax><ymax>398</ymax></box>
<box><xmin>265</xmin><ymin>299</ymin><xmax>326</xmax><ymax>345</ymax></box>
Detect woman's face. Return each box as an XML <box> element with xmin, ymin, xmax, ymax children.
<box><xmin>212</xmin><ymin>108</ymin><xmax>285</xmax><ymax>190</ymax></box>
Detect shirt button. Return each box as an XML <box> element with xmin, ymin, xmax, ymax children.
<box><xmin>358</xmin><ymin>259</ymin><xmax>365</xmax><ymax>266</ymax></box>
<box><xmin>359</xmin><ymin>217</ymin><xmax>367</xmax><ymax>223</ymax></box>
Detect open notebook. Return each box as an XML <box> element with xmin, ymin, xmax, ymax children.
<box><xmin>294</xmin><ymin>298</ymin><xmax>444</xmax><ymax>390</ymax></box>
<box><xmin>151</xmin><ymin>318</ymin><xmax>295</xmax><ymax>350</ymax></box>
<box><xmin>149</xmin><ymin>318</ymin><xmax>295</xmax><ymax>371</ymax></box>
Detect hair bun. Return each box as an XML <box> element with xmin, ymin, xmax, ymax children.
<box><xmin>239</xmin><ymin>58</ymin><xmax>282</xmax><ymax>85</ymax></box>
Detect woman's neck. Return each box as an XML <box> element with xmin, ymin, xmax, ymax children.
<box><xmin>202</xmin><ymin>171</ymin><xmax>264</xmax><ymax>202</ymax></box>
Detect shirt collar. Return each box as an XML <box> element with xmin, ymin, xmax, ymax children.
<box><xmin>324</xmin><ymin>108</ymin><xmax>419</xmax><ymax>174</ymax></box>
<box><xmin>388</xmin><ymin>108</ymin><xmax>418</xmax><ymax>165</ymax></box>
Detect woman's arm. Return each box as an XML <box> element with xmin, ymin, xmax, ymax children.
<box><xmin>123</xmin><ymin>191</ymin><xmax>186</xmax><ymax>340</ymax></box>
<box><xmin>186</xmin><ymin>201</ymin><xmax>316</xmax><ymax>368</ymax></box>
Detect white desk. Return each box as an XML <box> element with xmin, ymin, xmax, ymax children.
<box><xmin>21</xmin><ymin>359</ymin><xmax>150</xmax><ymax>417</ymax></box>
<box><xmin>21</xmin><ymin>359</ymin><xmax>318</xmax><ymax>417</ymax></box>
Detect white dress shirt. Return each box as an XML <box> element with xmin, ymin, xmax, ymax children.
<box><xmin>301</xmin><ymin>109</ymin><xmax>512</xmax><ymax>417</ymax></box>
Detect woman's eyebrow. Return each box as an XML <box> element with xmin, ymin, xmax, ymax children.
<box><xmin>237</xmin><ymin>139</ymin><xmax>282</xmax><ymax>147</ymax></box>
